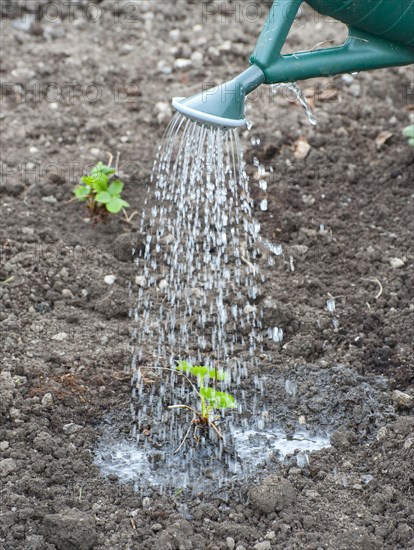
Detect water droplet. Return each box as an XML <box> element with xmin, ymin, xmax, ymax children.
<box><xmin>285</xmin><ymin>379</ymin><xmax>297</xmax><ymax>397</ymax></box>
<box><xmin>272</xmin><ymin>82</ymin><xmax>317</xmax><ymax>126</ymax></box>
<box><xmin>296</xmin><ymin>451</ymin><xmax>309</xmax><ymax>468</ymax></box>
<box><xmin>326</xmin><ymin>298</ymin><xmax>335</xmax><ymax>313</ymax></box>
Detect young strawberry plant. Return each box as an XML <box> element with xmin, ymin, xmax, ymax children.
<box><xmin>74</xmin><ymin>156</ymin><xmax>129</xmax><ymax>222</ymax></box>
<box><xmin>169</xmin><ymin>360</ymin><xmax>236</xmax><ymax>452</ymax></box>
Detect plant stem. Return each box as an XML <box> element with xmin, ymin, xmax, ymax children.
<box><xmin>199</xmin><ymin>379</ymin><xmax>207</xmax><ymax>419</ymax></box>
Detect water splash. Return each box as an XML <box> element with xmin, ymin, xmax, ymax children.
<box><xmin>95</xmin><ymin>418</ymin><xmax>330</xmax><ymax>491</ymax></box>
<box><xmin>272</xmin><ymin>82</ymin><xmax>317</xmax><ymax>126</ymax></box>
<box><xmin>135</xmin><ymin>114</ymin><xmax>265</xmax><ymax>369</ymax></box>
<box><xmin>128</xmin><ymin>114</ymin><xmax>285</xmax><ymax>489</ymax></box>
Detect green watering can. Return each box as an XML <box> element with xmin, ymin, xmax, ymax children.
<box><xmin>172</xmin><ymin>0</ymin><xmax>414</xmax><ymax>127</ymax></box>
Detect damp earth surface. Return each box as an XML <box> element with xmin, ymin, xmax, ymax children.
<box><xmin>1</xmin><ymin>1</ymin><xmax>413</xmax><ymax>549</ymax></box>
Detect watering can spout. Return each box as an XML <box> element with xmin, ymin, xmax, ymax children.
<box><xmin>172</xmin><ymin>0</ymin><xmax>414</xmax><ymax>127</ymax></box>
<box><xmin>172</xmin><ymin>65</ymin><xmax>265</xmax><ymax>128</ymax></box>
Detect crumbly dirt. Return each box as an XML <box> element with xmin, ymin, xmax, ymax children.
<box><xmin>1</xmin><ymin>1</ymin><xmax>413</xmax><ymax>549</ymax></box>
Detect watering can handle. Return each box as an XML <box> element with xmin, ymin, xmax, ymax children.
<box><xmin>250</xmin><ymin>0</ymin><xmax>414</xmax><ymax>84</ymax></box>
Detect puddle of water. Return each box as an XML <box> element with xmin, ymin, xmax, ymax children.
<box><xmin>233</xmin><ymin>428</ymin><xmax>330</xmax><ymax>467</ymax></box>
<box><xmin>94</xmin><ymin>421</ymin><xmax>330</xmax><ymax>491</ymax></box>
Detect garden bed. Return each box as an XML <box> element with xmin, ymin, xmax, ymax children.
<box><xmin>1</xmin><ymin>1</ymin><xmax>413</xmax><ymax>548</ymax></box>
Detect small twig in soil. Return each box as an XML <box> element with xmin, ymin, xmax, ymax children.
<box><xmin>114</xmin><ymin>151</ymin><xmax>120</xmax><ymax>175</ymax></box>
<box><xmin>241</xmin><ymin>255</ymin><xmax>256</xmax><ymax>275</ymax></box>
<box><xmin>174</xmin><ymin>423</ymin><xmax>193</xmax><ymax>454</ymax></box>
<box><xmin>122</xmin><ymin>208</ymin><xmax>138</xmax><ymax>224</ymax></box>
<box><xmin>364</xmin><ymin>277</ymin><xmax>383</xmax><ymax>300</ymax></box>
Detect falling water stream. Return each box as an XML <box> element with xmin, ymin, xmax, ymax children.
<box><xmin>95</xmin><ymin>84</ymin><xmax>330</xmax><ymax>492</ymax></box>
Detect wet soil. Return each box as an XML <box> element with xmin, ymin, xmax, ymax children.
<box><xmin>1</xmin><ymin>1</ymin><xmax>413</xmax><ymax>549</ymax></box>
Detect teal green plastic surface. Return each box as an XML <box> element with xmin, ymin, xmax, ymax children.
<box><xmin>172</xmin><ymin>65</ymin><xmax>265</xmax><ymax>127</ymax></box>
<box><xmin>308</xmin><ymin>0</ymin><xmax>414</xmax><ymax>47</ymax></box>
<box><xmin>173</xmin><ymin>0</ymin><xmax>414</xmax><ymax>127</ymax></box>
<box><xmin>251</xmin><ymin>0</ymin><xmax>414</xmax><ymax>84</ymax></box>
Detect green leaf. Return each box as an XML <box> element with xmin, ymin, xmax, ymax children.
<box><xmin>208</xmin><ymin>368</ymin><xmax>226</xmax><ymax>381</ymax></box>
<box><xmin>92</xmin><ymin>162</ymin><xmax>115</xmax><ymax>177</ymax></box>
<box><xmin>177</xmin><ymin>363</ymin><xmax>210</xmax><ymax>379</ymax></box>
<box><xmin>402</xmin><ymin>125</ymin><xmax>414</xmax><ymax>139</ymax></box>
<box><xmin>200</xmin><ymin>387</ymin><xmax>236</xmax><ymax>409</ymax></box>
<box><xmin>190</xmin><ymin>366</ymin><xmax>210</xmax><ymax>378</ymax></box>
<box><xmin>74</xmin><ymin>186</ymin><xmax>90</xmax><ymax>201</ymax></box>
<box><xmin>176</xmin><ymin>361</ymin><xmax>192</xmax><ymax>373</ymax></box>
<box><xmin>95</xmin><ymin>191</ymin><xmax>111</xmax><ymax>204</ymax></box>
<box><xmin>106</xmin><ymin>196</ymin><xmax>127</xmax><ymax>213</ymax></box>
<box><xmin>108</xmin><ymin>179</ymin><xmax>123</xmax><ymax>195</ymax></box>
<box><xmin>176</xmin><ymin>362</ymin><xmax>226</xmax><ymax>381</ymax></box>
<box><xmin>92</xmin><ymin>173</ymin><xmax>108</xmax><ymax>192</ymax></box>
<box><xmin>81</xmin><ymin>176</ymin><xmax>95</xmax><ymax>186</ymax></box>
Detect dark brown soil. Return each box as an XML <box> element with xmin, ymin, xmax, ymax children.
<box><xmin>1</xmin><ymin>1</ymin><xmax>413</xmax><ymax>549</ymax></box>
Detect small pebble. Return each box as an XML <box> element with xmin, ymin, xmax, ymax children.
<box><xmin>173</xmin><ymin>58</ymin><xmax>192</xmax><ymax>70</ymax></box>
<box><xmin>63</xmin><ymin>423</ymin><xmax>83</xmax><ymax>434</ymax></box>
<box><xmin>155</xmin><ymin>101</ymin><xmax>172</xmax><ymax>124</ymax></box>
<box><xmin>392</xmin><ymin>389</ymin><xmax>413</xmax><ymax>409</ymax></box>
<box><xmin>157</xmin><ymin>60</ymin><xmax>172</xmax><ymax>75</ymax></box>
<box><xmin>42</xmin><ymin>195</ymin><xmax>57</xmax><ymax>204</ymax></box>
<box><xmin>104</xmin><ymin>275</ymin><xmax>116</xmax><ymax>285</ymax></box>
<box><xmin>41</xmin><ymin>393</ymin><xmax>54</xmax><ymax>407</ymax></box>
<box><xmin>135</xmin><ymin>276</ymin><xmax>145</xmax><ymax>287</ymax></box>
<box><xmin>226</xmin><ymin>537</ymin><xmax>235</xmax><ymax>550</ymax></box>
<box><xmin>207</xmin><ymin>46</ymin><xmax>221</xmax><ymax>64</ymax></box>
<box><xmin>390</xmin><ymin>257</ymin><xmax>404</xmax><ymax>268</ymax></box>
<box><xmin>169</xmin><ymin>29</ymin><xmax>180</xmax><ymax>41</ymax></box>
<box><xmin>404</xmin><ymin>438</ymin><xmax>413</xmax><ymax>450</ymax></box>
<box><xmin>218</xmin><ymin>40</ymin><xmax>232</xmax><ymax>51</ymax></box>
<box><xmin>190</xmin><ymin>51</ymin><xmax>203</xmax><ymax>68</ymax></box>
<box><xmin>62</xmin><ymin>289</ymin><xmax>74</xmax><ymax>299</ymax></box>
<box><xmin>51</xmin><ymin>332</ymin><xmax>68</xmax><ymax>341</ymax></box>
<box><xmin>376</xmin><ymin>427</ymin><xmax>388</xmax><ymax>441</ymax></box>
<box><xmin>12</xmin><ymin>68</ymin><xmax>36</xmax><ymax>82</ymax></box>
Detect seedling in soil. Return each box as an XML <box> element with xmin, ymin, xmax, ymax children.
<box><xmin>403</xmin><ymin>124</ymin><xmax>414</xmax><ymax>146</ymax></box>
<box><xmin>169</xmin><ymin>360</ymin><xmax>236</xmax><ymax>453</ymax></box>
<box><xmin>73</xmin><ymin>154</ymin><xmax>129</xmax><ymax>222</ymax></box>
